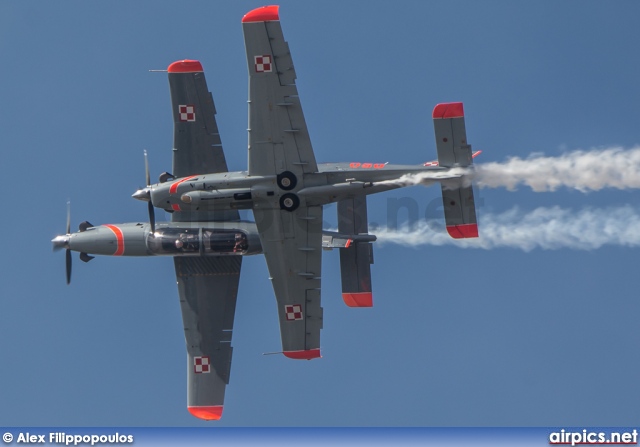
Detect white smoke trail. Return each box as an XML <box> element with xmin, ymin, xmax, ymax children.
<box><xmin>372</xmin><ymin>205</ymin><xmax>640</xmax><ymax>251</ymax></box>
<box><xmin>380</xmin><ymin>147</ymin><xmax>640</xmax><ymax>192</ymax></box>
<box><xmin>474</xmin><ymin>146</ymin><xmax>640</xmax><ymax>192</ymax></box>
<box><xmin>374</xmin><ymin>167</ymin><xmax>468</xmax><ymax>187</ymax></box>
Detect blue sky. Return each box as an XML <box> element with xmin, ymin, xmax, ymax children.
<box><xmin>1</xmin><ymin>1</ymin><xmax>639</xmax><ymax>427</ymax></box>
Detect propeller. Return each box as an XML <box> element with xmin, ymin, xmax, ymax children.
<box><xmin>144</xmin><ymin>150</ymin><xmax>156</xmax><ymax>234</ymax></box>
<box><xmin>52</xmin><ymin>201</ymin><xmax>73</xmax><ymax>284</ymax></box>
<box><xmin>132</xmin><ymin>151</ymin><xmax>156</xmax><ymax>234</ymax></box>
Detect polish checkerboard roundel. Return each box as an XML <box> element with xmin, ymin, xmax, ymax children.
<box><xmin>284</xmin><ymin>304</ymin><xmax>303</xmax><ymax>321</ymax></box>
<box><xmin>179</xmin><ymin>105</ymin><xmax>196</xmax><ymax>122</ymax></box>
<box><xmin>254</xmin><ymin>55</ymin><xmax>272</xmax><ymax>73</ymax></box>
<box><xmin>194</xmin><ymin>356</ymin><xmax>210</xmax><ymax>374</ymax></box>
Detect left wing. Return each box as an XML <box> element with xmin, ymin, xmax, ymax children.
<box><xmin>175</xmin><ymin>256</ymin><xmax>242</xmax><ymax>420</ymax></box>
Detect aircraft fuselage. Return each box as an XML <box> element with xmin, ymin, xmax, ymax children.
<box><xmin>142</xmin><ymin>162</ymin><xmax>456</xmax><ymax>213</ymax></box>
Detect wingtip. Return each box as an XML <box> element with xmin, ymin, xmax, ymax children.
<box><xmin>242</xmin><ymin>5</ymin><xmax>280</xmax><ymax>23</ymax></box>
<box><xmin>167</xmin><ymin>60</ymin><xmax>203</xmax><ymax>73</ymax></box>
<box><xmin>432</xmin><ymin>102</ymin><xmax>464</xmax><ymax>119</ymax></box>
<box><xmin>188</xmin><ymin>405</ymin><xmax>223</xmax><ymax>420</ymax></box>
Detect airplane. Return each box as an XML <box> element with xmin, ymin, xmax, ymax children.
<box><xmin>52</xmin><ymin>5</ymin><xmax>479</xmax><ymax>421</ymax></box>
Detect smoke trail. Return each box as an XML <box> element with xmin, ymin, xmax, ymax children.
<box><xmin>374</xmin><ymin>168</ymin><xmax>468</xmax><ymax>187</ymax></box>
<box><xmin>372</xmin><ymin>205</ymin><xmax>640</xmax><ymax>251</ymax></box>
<box><xmin>380</xmin><ymin>147</ymin><xmax>640</xmax><ymax>192</ymax></box>
<box><xmin>475</xmin><ymin>146</ymin><xmax>640</xmax><ymax>192</ymax></box>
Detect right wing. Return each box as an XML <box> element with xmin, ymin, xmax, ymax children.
<box><xmin>167</xmin><ymin>59</ymin><xmax>239</xmax><ymax>222</ymax></box>
<box><xmin>175</xmin><ymin>256</ymin><xmax>242</xmax><ymax>420</ymax></box>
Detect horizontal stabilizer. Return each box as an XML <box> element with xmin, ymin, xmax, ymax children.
<box><xmin>337</xmin><ymin>197</ymin><xmax>374</xmax><ymax>307</ymax></box>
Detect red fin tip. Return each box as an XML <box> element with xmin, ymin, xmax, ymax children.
<box><xmin>446</xmin><ymin>223</ymin><xmax>479</xmax><ymax>239</ymax></box>
<box><xmin>342</xmin><ymin>292</ymin><xmax>373</xmax><ymax>307</ymax></box>
<box><xmin>432</xmin><ymin>102</ymin><xmax>464</xmax><ymax>119</ymax></box>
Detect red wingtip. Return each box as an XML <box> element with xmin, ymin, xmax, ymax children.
<box><xmin>188</xmin><ymin>405</ymin><xmax>223</xmax><ymax>420</ymax></box>
<box><xmin>432</xmin><ymin>102</ymin><xmax>464</xmax><ymax>119</ymax></box>
<box><xmin>242</xmin><ymin>5</ymin><xmax>280</xmax><ymax>23</ymax></box>
<box><xmin>342</xmin><ymin>292</ymin><xmax>373</xmax><ymax>308</ymax></box>
<box><xmin>168</xmin><ymin>60</ymin><xmax>203</xmax><ymax>73</ymax></box>
<box><xmin>447</xmin><ymin>223</ymin><xmax>479</xmax><ymax>239</ymax></box>
<box><xmin>283</xmin><ymin>349</ymin><xmax>321</xmax><ymax>360</ymax></box>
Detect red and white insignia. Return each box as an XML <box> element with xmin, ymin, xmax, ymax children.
<box><xmin>194</xmin><ymin>356</ymin><xmax>210</xmax><ymax>374</ymax></box>
<box><xmin>254</xmin><ymin>55</ymin><xmax>273</xmax><ymax>73</ymax></box>
<box><xmin>179</xmin><ymin>105</ymin><xmax>196</xmax><ymax>122</ymax></box>
<box><xmin>423</xmin><ymin>161</ymin><xmax>439</xmax><ymax>167</ymax></box>
<box><xmin>285</xmin><ymin>304</ymin><xmax>303</xmax><ymax>321</ymax></box>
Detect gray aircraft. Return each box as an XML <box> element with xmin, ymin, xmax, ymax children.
<box><xmin>52</xmin><ymin>5</ymin><xmax>479</xmax><ymax>421</ymax></box>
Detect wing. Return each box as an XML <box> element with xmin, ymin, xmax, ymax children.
<box><xmin>253</xmin><ymin>206</ymin><xmax>324</xmax><ymax>359</ymax></box>
<box><xmin>167</xmin><ymin>59</ymin><xmax>239</xmax><ymax>223</ymax></box>
<box><xmin>175</xmin><ymin>256</ymin><xmax>242</xmax><ymax>420</ymax></box>
<box><xmin>168</xmin><ymin>62</ymin><xmax>244</xmax><ymax>420</ymax></box>
<box><xmin>242</xmin><ymin>6</ymin><xmax>318</xmax><ymax>176</ymax></box>
<box><xmin>242</xmin><ymin>6</ymin><xmax>323</xmax><ymax>359</ymax></box>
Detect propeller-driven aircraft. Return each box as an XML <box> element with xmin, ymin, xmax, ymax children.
<box><xmin>52</xmin><ymin>5</ymin><xmax>479</xmax><ymax>420</ymax></box>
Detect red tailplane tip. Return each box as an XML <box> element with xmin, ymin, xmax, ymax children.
<box><xmin>447</xmin><ymin>223</ymin><xmax>479</xmax><ymax>239</ymax></box>
<box><xmin>342</xmin><ymin>292</ymin><xmax>373</xmax><ymax>307</ymax></box>
<box><xmin>242</xmin><ymin>5</ymin><xmax>280</xmax><ymax>23</ymax></box>
<box><xmin>432</xmin><ymin>102</ymin><xmax>464</xmax><ymax>119</ymax></box>
<box><xmin>283</xmin><ymin>349</ymin><xmax>321</xmax><ymax>360</ymax></box>
<box><xmin>188</xmin><ymin>405</ymin><xmax>223</xmax><ymax>420</ymax></box>
<box><xmin>168</xmin><ymin>60</ymin><xmax>203</xmax><ymax>73</ymax></box>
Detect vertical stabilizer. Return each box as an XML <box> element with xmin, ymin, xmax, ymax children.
<box><xmin>432</xmin><ymin>102</ymin><xmax>478</xmax><ymax>238</ymax></box>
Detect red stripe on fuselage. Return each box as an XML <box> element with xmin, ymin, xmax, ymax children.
<box><xmin>103</xmin><ymin>224</ymin><xmax>125</xmax><ymax>256</ymax></box>
<box><xmin>169</xmin><ymin>175</ymin><xmax>198</xmax><ymax>195</ymax></box>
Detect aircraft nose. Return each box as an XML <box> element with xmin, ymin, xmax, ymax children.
<box><xmin>132</xmin><ymin>187</ymin><xmax>151</xmax><ymax>201</ymax></box>
<box><xmin>52</xmin><ymin>234</ymin><xmax>70</xmax><ymax>251</ymax></box>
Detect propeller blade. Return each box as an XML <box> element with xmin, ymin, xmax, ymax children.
<box><xmin>144</xmin><ymin>149</ymin><xmax>151</xmax><ymax>187</ymax></box>
<box><xmin>65</xmin><ymin>248</ymin><xmax>72</xmax><ymax>285</ymax></box>
<box><xmin>148</xmin><ymin>200</ymin><xmax>156</xmax><ymax>234</ymax></box>
<box><xmin>66</xmin><ymin>201</ymin><xmax>71</xmax><ymax>235</ymax></box>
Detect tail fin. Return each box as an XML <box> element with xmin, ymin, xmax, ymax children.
<box><xmin>432</xmin><ymin>102</ymin><xmax>479</xmax><ymax>239</ymax></box>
